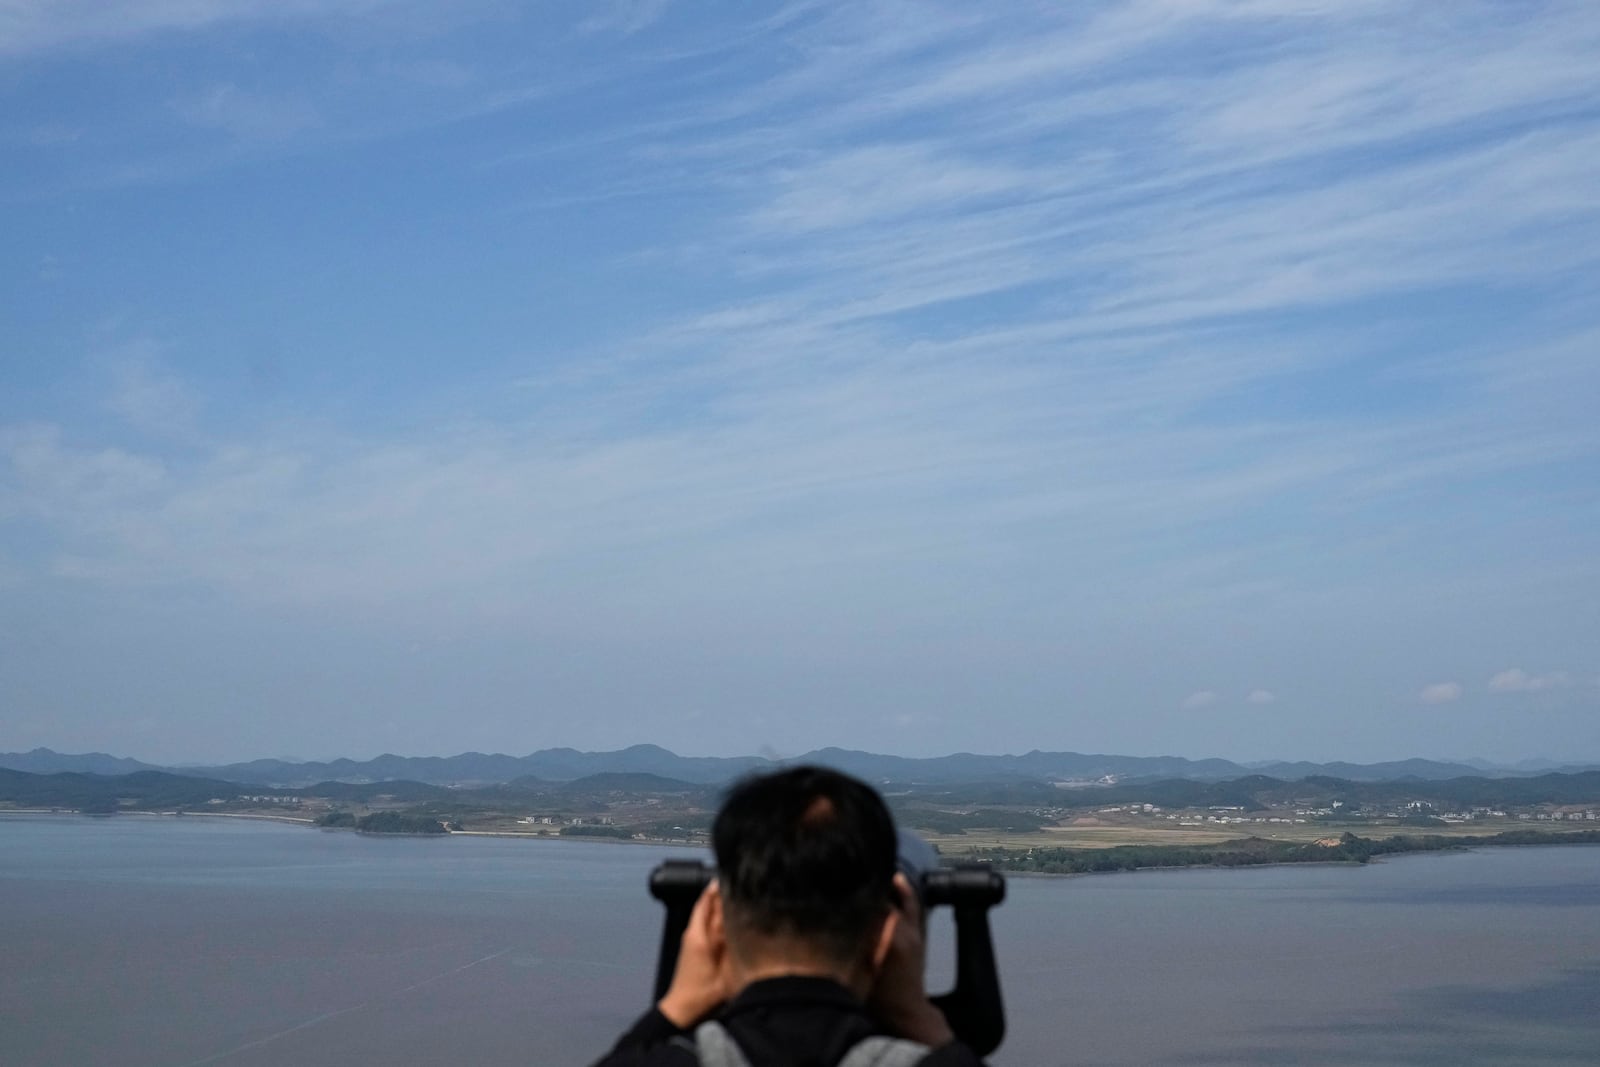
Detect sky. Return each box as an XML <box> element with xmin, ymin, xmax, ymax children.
<box><xmin>2</xmin><ymin>0</ymin><xmax>1598</xmax><ymax>766</ymax></box>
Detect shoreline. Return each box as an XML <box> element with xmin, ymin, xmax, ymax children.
<box><xmin>0</xmin><ymin>808</ymin><xmax>316</xmax><ymax>826</ymax></box>
<box><xmin>0</xmin><ymin>808</ymin><xmax>699</xmax><ymax>845</ymax></box>
<box><xmin>7</xmin><ymin>808</ymin><xmax>1599</xmax><ymax>879</ymax></box>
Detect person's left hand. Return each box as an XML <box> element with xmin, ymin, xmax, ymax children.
<box><xmin>658</xmin><ymin>880</ymin><xmax>732</xmax><ymax>1028</ymax></box>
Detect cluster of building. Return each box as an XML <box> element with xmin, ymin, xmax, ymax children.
<box><xmin>1055</xmin><ymin>799</ymin><xmax>1600</xmax><ymax>826</ymax></box>
<box><xmin>1517</xmin><ymin>810</ymin><xmax>1600</xmax><ymax>821</ymax></box>
<box><xmin>209</xmin><ymin>794</ymin><xmax>301</xmax><ymax>807</ymax></box>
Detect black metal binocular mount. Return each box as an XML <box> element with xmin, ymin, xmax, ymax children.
<box><xmin>647</xmin><ymin>838</ymin><xmax>1007</xmax><ymax>1056</ymax></box>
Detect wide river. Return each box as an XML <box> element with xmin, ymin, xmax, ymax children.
<box><xmin>2</xmin><ymin>814</ymin><xmax>1597</xmax><ymax>1066</ymax></box>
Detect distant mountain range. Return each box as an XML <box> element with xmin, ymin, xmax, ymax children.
<box><xmin>4</xmin><ymin>745</ymin><xmax>1597</xmax><ymax>787</ymax></box>
<box><xmin>6</xmin><ymin>763</ymin><xmax>1600</xmax><ymax>822</ymax></box>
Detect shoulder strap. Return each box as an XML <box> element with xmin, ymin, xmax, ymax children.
<box><xmin>685</xmin><ymin>1020</ymin><xmax>753</xmax><ymax>1067</ymax></box>
<box><xmin>678</xmin><ymin>1020</ymin><xmax>929</xmax><ymax>1067</ymax></box>
<box><xmin>837</xmin><ymin>1035</ymin><xmax>932</xmax><ymax>1067</ymax></box>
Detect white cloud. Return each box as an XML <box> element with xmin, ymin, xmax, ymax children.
<box><xmin>750</xmin><ymin>143</ymin><xmax>1036</xmax><ymax>235</ymax></box>
<box><xmin>0</xmin><ymin>0</ymin><xmax>393</xmax><ymax>56</ymax></box>
<box><xmin>1420</xmin><ymin>682</ymin><xmax>1464</xmax><ymax>705</ymax></box>
<box><xmin>1180</xmin><ymin>690</ymin><xmax>1218</xmax><ymax>711</ymax></box>
<box><xmin>105</xmin><ymin>353</ymin><xmax>201</xmax><ymax>439</ymax></box>
<box><xmin>1246</xmin><ymin>689</ymin><xmax>1276</xmax><ymax>705</ymax></box>
<box><xmin>175</xmin><ymin>84</ymin><xmax>320</xmax><ymax>143</ymax></box>
<box><xmin>1488</xmin><ymin>668</ymin><xmax>1569</xmax><ymax>693</ymax></box>
<box><xmin>1</xmin><ymin>423</ymin><xmax>168</xmax><ymax>518</ymax></box>
<box><xmin>579</xmin><ymin>0</ymin><xmax>672</xmax><ymax>36</ymax></box>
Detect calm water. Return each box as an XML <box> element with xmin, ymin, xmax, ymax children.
<box><xmin>2</xmin><ymin>815</ymin><xmax>1598</xmax><ymax>1066</ymax></box>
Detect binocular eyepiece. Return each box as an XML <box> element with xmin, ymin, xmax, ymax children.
<box><xmin>647</xmin><ymin>830</ymin><xmax>1007</xmax><ymax>1056</ymax></box>
<box><xmin>893</xmin><ymin>829</ymin><xmax>1006</xmax><ymax>910</ymax></box>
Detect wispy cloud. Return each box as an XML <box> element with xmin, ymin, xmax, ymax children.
<box><xmin>174</xmin><ymin>84</ymin><xmax>320</xmax><ymax>143</ymax></box>
<box><xmin>8</xmin><ymin>5</ymin><xmax>1599</xmax><ymax>623</ymax></box>
<box><xmin>11</xmin><ymin>4</ymin><xmax>1599</xmax><ymax>575</ymax></box>
<box><xmin>1489</xmin><ymin>668</ymin><xmax>1570</xmax><ymax>694</ymax></box>
<box><xmin>1181</xmin><ymin>691</ymin><xmax>1219</xmax><ymax>711</ymax></box>
<box><xmin>1420</xmin><ymin>682</ymin><xmax>1464</xmax><ymax>706</ymax></box>
<box><xmin>749</xmin><ymin>143</ymin><xmax>1037</xmax><ymax>234</ymax></box>
<box><xmin>0</xmin><ymin>0</ymin><xmax>384</xmax><ymax>56</ymax></box>
<box><xmin>578</xmin><ymin>0</ymin><xmax>673</xmax><ymax>37</ymax></box>
<box><xmin>103</xmin><ymin>348</ymin><xmax>202</xmax><ymax>440</ymax></box>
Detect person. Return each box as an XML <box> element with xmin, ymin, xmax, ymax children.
<box><xmin>591</xmin><ymin>765</ymin><xmax>988</xmax><ymax>1067</ymax></box>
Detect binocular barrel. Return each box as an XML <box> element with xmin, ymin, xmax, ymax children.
<box><xmin>648</xmin><ymin>860</ymin><xmax>715</xmax><ymax>1004</ymax></box>
<box><xmin>926</xmin><ymin>864</ymin><xmax>1006</xmax><ymax>1056</ymax></box>
<box><xmin>646</xmin><ymin>855</ymin><xmax>1006</xmax><ymax>1056</ymax></box>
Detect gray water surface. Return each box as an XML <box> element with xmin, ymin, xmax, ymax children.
<box><xmin>2</xmin><ymin>814</ymin><xmax>1597</xmax><ymax>1066</ymax></box>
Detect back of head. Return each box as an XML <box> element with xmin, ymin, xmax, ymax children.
<box><xmin>713</xmin><ymin>765</ymin><xmax>898</xmax><ymax>967</ymax></box>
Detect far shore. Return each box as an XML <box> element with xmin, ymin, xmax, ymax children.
<box><xmin>6</xmin><ymin>807</ymin><xmax>1600</xmax><ymax>880</ymax></box>
<box><xmin>0</xmin><ymin>807</ymin><xmax>693</xmax><ymax>843</ymax></box>
<box><xmin>0</xmin><ymin>808</ymin><xmax>316</xmax><ymax>826</ymax></box>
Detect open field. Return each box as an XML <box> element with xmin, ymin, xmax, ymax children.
<box><xmin>928</xmin><ymin>817</ymin><xmax>1542</xmax><ymax>855</ymax></box>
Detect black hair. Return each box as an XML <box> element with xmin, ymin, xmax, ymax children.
<box><xmin>712</xmin><ymin>765</ymin><xmax>898</xmax><ymax>964</ymax></box>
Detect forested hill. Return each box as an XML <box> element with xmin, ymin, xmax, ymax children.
<box><xmin>10</xmin><ymin>744</ymin><xmax>1591</xmax><ymax>788</ymax></box>
<box><xmin>5</xmin><ymin>765</ymin><xmax>1600</xmax><ymax>816</ymax></box>
<box><xmin>0</xmin><ymin>768</ymin><xmax>257</xmax><ymax>812</ymax></box>
<box><xmin>906</xmin><ymin>770</ymin><xmax>1600</xmax><ymax>812</ymax></box>
<box><xmin>0</xmin><ymin>748</ymin><xmax>162</xmax><ymax>776</ymax></box>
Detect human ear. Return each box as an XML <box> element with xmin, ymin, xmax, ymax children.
<box><xmin>871</xmin><ymin>906</ymin><xmax>900</xmax><ymax>973</ymax></box>
<box><xmin>707</xmin><ymin>881</ymin><xmax>725</xmax><ymax>946</ymax></box>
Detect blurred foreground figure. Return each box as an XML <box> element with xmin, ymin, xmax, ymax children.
<box><xmin>591</xmin><ymin>765</ymin><xmax>987</xmax><ymax>1067</ymax></box>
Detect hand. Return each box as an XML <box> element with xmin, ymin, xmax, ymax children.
<box><xmin>867</xmin><ymin>873</ymin><xmax>955</xmax><ymax>1047</ymax></box>
<box><xmin>658</xmin><ymin>880</ymin><xmax>732</xmax><ymax>1029</ymax></box>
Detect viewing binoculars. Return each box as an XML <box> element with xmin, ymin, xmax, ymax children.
<box><xmin>647</xmin><ymin>831</ymin><xmax>1007</xmax><ymax>1055</ymax></box>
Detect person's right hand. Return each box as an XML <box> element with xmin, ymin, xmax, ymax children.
<box><xmin>867</xmin><ymin>873</ymin><xmax>956</xmax><ymax>1047</ymax></box>
<box><xmin>658</xmin><ymin>880</ymin><xmax>732</xmax><ymax>1029</ymax></box>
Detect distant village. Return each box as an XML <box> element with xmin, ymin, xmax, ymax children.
<box><xmin>1073</xmin><ymin>800</ymin><xmax>1600</xmax><ymax>827</ymax></box>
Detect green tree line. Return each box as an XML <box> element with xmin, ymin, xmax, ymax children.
<box><xmin>970</xmin><ymin>829</ymin><xmax>1600</xmax><ymax>874</ymax></box>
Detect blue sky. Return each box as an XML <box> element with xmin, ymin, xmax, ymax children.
<box><xmin>3</xmin><ymin>0</ymin><xmax>1598</xmax><ymax>765</ymax></box>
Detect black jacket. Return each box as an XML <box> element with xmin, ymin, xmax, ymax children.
<box><xmin>591</xmin><ymin>976</ymin><xmax>987</xmax><ymax>1067</ymax></box>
